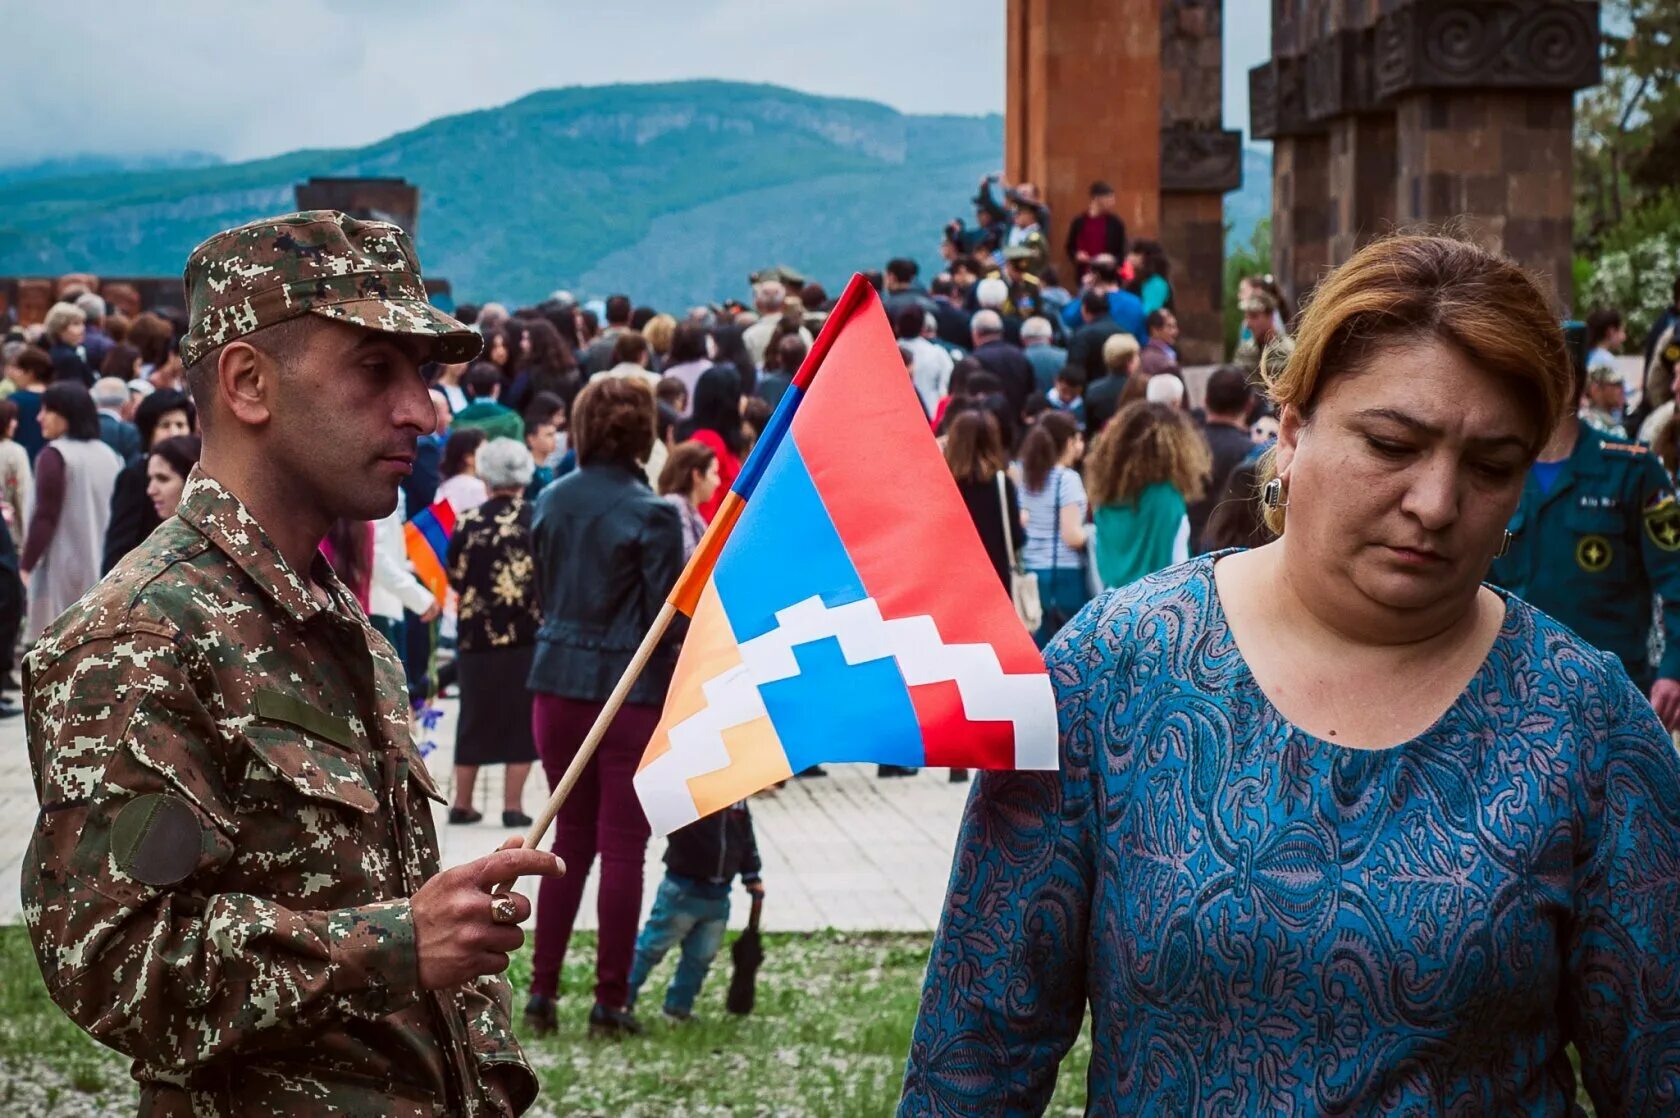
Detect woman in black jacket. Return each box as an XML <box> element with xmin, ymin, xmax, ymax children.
<box><xmin>101</xmin><ymin>389</ymin><xmax>196</xmax><ymax>574</ymax></box>
<box><xmin>524</xmin><ymin>376</ymin><xmax>685</xmax><ymax>1038</ymax></box>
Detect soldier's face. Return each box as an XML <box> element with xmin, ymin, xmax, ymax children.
<box><xmin>1274</xmin><ymin>337</ymin><xmax>1535</xmax><ymax>614</ymax></box>
<box><xmin>273</xmin><ymin>320</ymin><xmax>436</xmax><ymax>522</ymax></box>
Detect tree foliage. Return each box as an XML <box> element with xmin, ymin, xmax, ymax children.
<box><xmin>1576</xmin><ymin>0</ymin><xmax>1680</xmax><ymax>246</ymax></box>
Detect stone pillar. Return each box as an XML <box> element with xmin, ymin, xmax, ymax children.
<box><xmin>1272</xmin><ymin>133</ymin><xmax>1333</xmax><ymax>307</ymax></box>
<box><xmin>1006</xmin><ymin>0</ymin><xmax>1161</xmax><ymax>254</ymax></box>
<box><xmin>295</xmin><ymin>177</ymin><xmax>421</xmax><ymax>236</ymax></box>
<box><xmin>1158</xmin><ymin>0</ymin><xmax>1243</xmax><ymax>364</ymax></box>
<box><xmin>1393</xmin><ymin>90</ymin><xmax>1576</xmax><ymax>306</ymax></box>
<box><xmin>1258</xmin><ymin>0</ymin><xmax>1599</xmax><ymax>314</ymax></box>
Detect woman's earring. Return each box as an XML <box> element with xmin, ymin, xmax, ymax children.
<box><xmin>1261</xmin><ymin>478</ymin><xmax>1287</xmax><ymax>510</ymax></box>
<box><xmin>1495</xmin><ymin>530</ymin><xmax>1513</xmax><ymax>559</ymax></box>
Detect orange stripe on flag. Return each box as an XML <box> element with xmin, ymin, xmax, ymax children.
<box><xmin>641</xmin><ymin>577</ymin><xmax>743</xmax><ymax>772</ymax></box>
<box><xmin>669</xmin><ymin>490</ymin><xmax>745</xmax><ymax>616</ymax></box>
<box><xmin>685</xmin><ymin>714</ymin><xmax>792</xmax><ymax>810</ymax></box>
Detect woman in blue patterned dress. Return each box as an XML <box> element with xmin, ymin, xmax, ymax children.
<box><xmin>900</xmin><ymin>234</ymin><xmax>1680</xmax><ymax>1116</ymax></box>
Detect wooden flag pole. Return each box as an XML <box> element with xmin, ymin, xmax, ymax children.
<box><xmin>520</xmin><ymin>601</ymin><xmax>679</xmax><ymax>852</ymax></box>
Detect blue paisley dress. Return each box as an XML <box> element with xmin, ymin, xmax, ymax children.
<box><xmin>900</xmin><ymin>554</ymin><xmax>1680</xmax><ymax>1116</ymax></box>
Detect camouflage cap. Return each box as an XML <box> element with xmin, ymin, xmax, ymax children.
<box><xmin>180</xmin><ymin>210</ymin><xmax>482</xmax><ymax>368</ymax></box>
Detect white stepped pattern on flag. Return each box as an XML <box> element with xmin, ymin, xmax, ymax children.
<box><xmin>635</xmin><ymin>594</ymin><xmax>1059</xmax><ymax>834</ymax></box>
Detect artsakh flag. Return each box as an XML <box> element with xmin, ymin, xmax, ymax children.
<box><xmin>403</xmin><ymin>498</ymin><xmax>455</xmax><ymax>604</ymax></box>
<box><xmin>634</xmin><ymin>275</ymin><xmax>1058</xmax><ymax>837</ymax></box>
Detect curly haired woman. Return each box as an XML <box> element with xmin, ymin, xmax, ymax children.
<box><xmin>1084</xmin><ymin>400</ymin><xmax>1211</xmax><ymax>589</ymax></box>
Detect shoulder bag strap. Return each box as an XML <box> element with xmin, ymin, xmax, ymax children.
<box><xmin>996</xmin><ymin>471</ymin><xmax>1018</xmax><ymax>571</ymax></box>
<box><xmin>1051</xmin><ymin>470</ymin><xmax>1062</xmax><ymax>572</ymax></box>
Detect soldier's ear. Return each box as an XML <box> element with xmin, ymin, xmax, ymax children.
<box><xmin>217</xmin><ymin>341</ymin><xmax>273</xmax><ymax>428</ymax></box>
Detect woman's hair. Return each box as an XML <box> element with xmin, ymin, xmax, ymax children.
<box><xmin>476</xmin><ymin>436</ymin><xmax>535</xmax><ymax>490</ymax></box>
<box><xmin>441</xmin><ymin>427</ymin><xmax>487</xmax><ymax>479</ymax></box>
<box><xmin>101</xmin><ymin>343</ymin><xmax>141</xmax><ymax>379</ymax></box>
<box><xmin>572</xmin><ymin>377</ymin><xmax>656</xmax><ymax>468</ymax></box>
<box><xmin>40</xmin><ymin>382</ymin><xmax>101</xmax><ymax>440</ymax></box>
<box><xmin>43</xmin><ymin>302</ymin><xmax>86</xmax><ymax>343</ymax></box>
<box><xmin>1201</xmin><ymin>458</ymin><xmax>1275</xmax><ymax>552</ymax></box>
<box><xmin>136</xmin><ymin>388</ymin><xmax>196</xmax><ymax>450</ymax></box>
<box><xmin>943</xmin><ymin>408</ymin><xmax>1007</xmax><ymax>484</ymax></box>
<box><xmin>519</xmin><ymin>318</ymin><xmax>577</xmax><ymax>379</ymax></box>
<box><xmin>642</xmin><ymin>313</ymin><xmax>678</xmax><ymax>357</ymax></box>
<box><xmin>492</xmin><ymin>320</ymin><xmax>524</xmax><ymax>372</ymax></box>
<box><xmin>1102</xmin><ymin>332</ymin><xmax>1140</xmax><ymax>373</ymax></box>
<box><xmin>679</xmin><ymin>366</ymin><xmax>746</xmax><ymax>456</ymax></box>
<box><xmin>1257</xmin><ymin>233</ymin><xmax>1574</xmax><ymax>534</ymax></box>
<box><xmin>149</xmin><ymin>434</ymin><xmax>203</xmax><ymax>482</ymax></box>
<box><xmin>948</xmin><ymin>356</ymin><xmax>985</xmax><ymax>397</ymax></box>
<box><xmin>657</xmin><ymin>438</ymin><xmax>718</xmax><ymax>497</ymax></box>
<box><xmin>8</xmin><ymin>344</ymin><xmax>52</xmax><ymax>385</ymax></box>
<box><xmin>127</xmin><ymin>312</ymin><xmax>176</xmax><ymax>368</ymax></box>
<box><xmin>1131</xmin><ymin>239</ymin><xmax>1170</xmax><ymax>282</ymax></box>
<box><xmin>0</xmin><ymin>398</ymin><xmax>18</xmax><ymax>437</ymax></box>
<box><xmin>1085</xmin><ymin>401</ymin><xmax>1211</xmax><ymax>508</ymax></box>
<box><xmin>1018</xmin><ymin>409</ymin><xmax>1081</xmax><ymax>493</ymax></box>
<box><xmin>1584</xmin><ymin>307</ymin><xmax>1624</xmax><ymax>351</ymax></box>
<box><xmin>668</xmin><ymin>321</ymin><xmax>710</xmax><ymax>366</ymax></box>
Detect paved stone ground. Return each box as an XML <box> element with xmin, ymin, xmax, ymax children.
<box><xmin>1</xmin><ymin>695</ymin><xmax>971</xmax><ymax>932</ymax></box>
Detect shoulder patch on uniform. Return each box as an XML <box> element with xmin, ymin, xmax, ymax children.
<box><xmin>111</xmin><ymin>793</ymin><xmax>205</xmax><ymax>887</ymax></box>
<box><xmin>1645</xmin><ymin>498</ymin><xmax>1680</xmax><ymax>551</ymax></box>
<box><xmin>1599</xmin><ymin>440</ymin><xmax>1650</xmax><ymax>456</ymax></box>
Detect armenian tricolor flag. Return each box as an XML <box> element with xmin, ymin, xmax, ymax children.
<box><xmin>634</xmin><ymin>275</ymin><xmax>1058</xmax><ymax>837</ymax></box>
<box><xmin>403</xmin><ymin>498</ymin><xmax>455</xmax><ymax>603</ymax></box>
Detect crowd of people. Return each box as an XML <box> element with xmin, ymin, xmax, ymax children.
<box><xmin>7</xmin><ymin>195</ymin><xmax>1680</xmax><ymax>1085</ymax></box>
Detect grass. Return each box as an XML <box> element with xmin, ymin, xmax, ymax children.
<box><xmin>0</xmin><ymin>925</ymin><xmax>1596</xmax><ymax>1117</ymax></box>
<box><xmin>0</xmin><ymin>925</ymin><xmax>1093</xmax><ymax>1117</ymax></box>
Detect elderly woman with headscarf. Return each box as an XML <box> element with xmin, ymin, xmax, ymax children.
<box><xmin>444</xmin><ymin>437</ymin><xmax>541</xmax><ymax>829</ymax></box>
<box><xmin>901</xmin><ymin>234</ymin><xmax>1680</xmax><ymax>1115</ymax></box>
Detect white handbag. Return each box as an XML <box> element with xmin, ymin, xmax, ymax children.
<box><xmin>997</xmin><ymin>472</ymin><xmax>1043</xmax><ymax>632</ymax></box>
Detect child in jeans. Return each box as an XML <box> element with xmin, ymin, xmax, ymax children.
<box><xmin>627</xmin><ymin>800</ymin><xmax>764</xmax><ymax>1021</ymax></box>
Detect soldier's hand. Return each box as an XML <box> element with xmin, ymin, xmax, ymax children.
<box><xmin>419</xmin><ymin>598</ymin><xmax>442</xmax><ymax>623</ymax></box>
<box><xmin>1651</xmin><ymin>678</ymin><xmax>1680</xmax><ymax>731</ymax></box>
<box><xmin>412</xmin><ymin>846</ymin><xmax>565</xmax><ymax>990</ymax></box>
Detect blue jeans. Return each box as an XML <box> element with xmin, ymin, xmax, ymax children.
<box><xmin>1032</xmin><ymin>566</ymin><xmax>1091</xmax><ymax>648</ymax></box>
<box><xmin>626</xmin><ymin>873</ymin><xmax>731</xmax><ymax>1015</ymax></box>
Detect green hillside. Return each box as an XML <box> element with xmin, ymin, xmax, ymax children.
<box><xmin>0</xmin><ymin>81</ymin><xmax>1268</xmax><ymax>309</ymax></box>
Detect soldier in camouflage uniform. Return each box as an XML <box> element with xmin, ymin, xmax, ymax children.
<box><xmin>22</xmin><ymin>210</ymin><xmax>566</xmax><ymax>1116</ymax></box>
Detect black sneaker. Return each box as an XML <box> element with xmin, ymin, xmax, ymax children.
<box><xmin>448</xmin><ymin>806</ymin><xmax>482</xmax><ymax>825</ymax></box>
<box><xmin>876</xmin><ymin>764</ymin><xmax>919</xmax><ymax>778</ymax></box>
<box><xmin>502</xmin><ymin>810</ymin><xmax>533</xmax><ymax>828</ymax></box>
<box><xmin>588</xmin><ymin>1002</ymin><xmax>643</xmax><ymax>1038</ymax></box>
<box><xmin>522</xmin><ymin>994</ymin><xmax>557</xmax><ymax>1036</ymax></box>
<box><xmin>795</xmin><ymin>765</ymin><xmax>828</xmax><ymax>779</ymax></box>
<box><xmin>661</xmin><ymin>1007</ymin><xmax>694</xmax><ymax>1024</ymax></box>
<box><xmin>948</xmin><ymin>768</ymin><xmax>970</xmax><ymax>783</ymax></box>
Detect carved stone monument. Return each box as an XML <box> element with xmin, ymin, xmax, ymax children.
<box><xmin>1007</xmin><ymin>0</ymin><xmax>1242</xmax><ymax>364</ymax></box>
<box><xmin>1252</xmin><ymin>0</ymin><xmax>1600</xmax><ymax>312</ymax></box>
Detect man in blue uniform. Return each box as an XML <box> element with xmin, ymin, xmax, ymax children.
<box><xmin>1491</xmin><ymin>360</ymin><xmax>1680</xmax><ymax>729</ymax></box>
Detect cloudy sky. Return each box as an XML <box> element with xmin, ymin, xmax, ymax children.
<box><xmin>5</xmin><ymin>0</ymin><xmax>1271</xmax><ymax>165</ymax></box>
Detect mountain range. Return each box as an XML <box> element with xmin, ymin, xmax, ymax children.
<box><xmin>0</xmin><ymin>81</ymin><xmax>1270</xmax><ymax>310</ymax></box>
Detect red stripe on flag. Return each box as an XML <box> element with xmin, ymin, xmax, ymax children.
<box><xmin>908</xmin><ymin>679</ymin><xmax>1017</xmax><ymax>769</ymax></box>
<box><xmin>787</xmin><ymin>283</ymin><xmax>1046</xmax><ymax>677</ymax></box>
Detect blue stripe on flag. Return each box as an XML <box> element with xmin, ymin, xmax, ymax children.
<box><xmin>415</xmin><ymin>514</ymin><xmax>449</xmax><ymax>561</ymax></box>
<box><xmin>713</xmin><ymin>439</ymin><xmax>925</xmax><ymax>771</ymax></box>
<box><xmin>730</xmin><ymin>384</ymin><xmax>802</xmax><ymax>500</ymax></box>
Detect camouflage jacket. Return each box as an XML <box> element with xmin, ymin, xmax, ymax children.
<box><xmin>22</xmin><ymin>471</ymin><xmax>537</xmax><ymax>1117</ymax></box>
